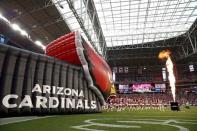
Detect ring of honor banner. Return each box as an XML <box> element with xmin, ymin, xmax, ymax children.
<box><xmin>0</xmin><ymin>44</ymin><xmax>102</xmax><ymax>117</ymax></box>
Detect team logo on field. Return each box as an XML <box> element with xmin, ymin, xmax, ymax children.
<box><xmin>72</xmin><ymin>118</ymin><xmax>196</xmax><ymax>131</ymax></box>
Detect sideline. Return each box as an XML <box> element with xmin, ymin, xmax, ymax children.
<box><xmin>0</xmin><ymin>116</ymin><xmax>53</xmax><ymax>126</ymax></box>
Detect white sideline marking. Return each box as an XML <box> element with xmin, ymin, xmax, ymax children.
<box><xmin>133</xmin><ymin>115</ymin><xmax>197</xmax><ymax>118</ymax></box>
<box><xmin>72</xmin><ymin>118</ymin><xmax>197</xmax><ymax>131</ymax></box>
<box><xmin>73</xmin><ymin>124</ymin><xmax>104</xmax><ymax>131</ymax></box>
<box><xmin>118</xmin><ymin>119</ymin><xmax>193</xmax><ymax>131</ymax></box>
<box><xmin>0</xmin><ymin>116</ymin><xmax>53</xmax><ymax>126</ymax></box>
<box><xmin>72</xmin><ymin>119</ymin><xmax>140</xmax><ymax>131</ymax></box>
<box><xmin>131</xmin><ymin>119</ymin><xmax>197</xmax><ymax>124</ymax></box>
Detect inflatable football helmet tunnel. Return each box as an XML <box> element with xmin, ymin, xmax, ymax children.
<box><xmin>0</xmin><ymin>31</ymin><xmax>115</xmax><ymax>117</ymax></box>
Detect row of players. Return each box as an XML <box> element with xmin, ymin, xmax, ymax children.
<box><xmin>103</xmin><ymin>103</ymin><xmax>166</xmax><ymax>111</ymax></box>
<box><xmin>103</xmin><ymin>93</ymin><xmax>197</xmax><ymax>111</ymax></box>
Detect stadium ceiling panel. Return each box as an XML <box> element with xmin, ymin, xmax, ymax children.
<box><xmin>53</xmin><ymin>0</ymin><xmax>108</xmax><ymax>57</ymax></box>
<box><xmin>94</xmin><ymin>0</ymin><xmax>197</xmax><ymax>47</ymax></box>
<box><xmin>54</xmin><ymin>0</ymin><xmax>197</xmax><ymax>53</ymax></box>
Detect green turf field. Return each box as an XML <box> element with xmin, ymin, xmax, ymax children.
<box><xmin>0</xmin><ymin>107</ymin><xmax>197</xmax><ymax>131</ymax></box>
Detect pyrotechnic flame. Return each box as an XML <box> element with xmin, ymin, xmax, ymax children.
<box><xmin>159</xmin><ymin>50</ymin><xmax>176</xmax><ymax>102</ymax></box>
<box><xmin>158</xmin><ymin>50</ymin><xmax>171</xmax><ymax>59</ymax></box>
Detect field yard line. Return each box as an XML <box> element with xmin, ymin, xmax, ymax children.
<box><xmin>180</xmin><ymin>120</ymin><xmax>197</xmax><ymax>122</ymax></box>
<box><xmin>85</xmin><ymin>119</ymin><xmax>140</xmax><ymax>128</ymax></box>
<box><xmin>133</xmin><ymin>119</ymin><xmax>197</xmax><ymax>124</ymax></box>
<box><xmin>118</xmin><ymin>120</ymin><xmax>164</xmax><ymax>125</ymax></box>
<box><xmin>118</xmin><ymin>120</ymin><xmax>189</xmax><ymax>131</ymax></box>
<box><xmin>163</xmin><ymin>124</ymin><xmax>189</xmax><ymax>131</ymax></box>
<box><xmin>0</xmin><ymin>116</ymin><xmax>53</xmax><ymax>126</ymax></box>
<box><xmin>72</xmin><ymin>123</ymin><xmax>105</xmax><ymax>131</ymax></box>
<box><xmin>87</xmin><ymin>114</ymin><xmax>197</xmax><ymax>118</ymax></box>
<box><xmin>72</xmin><ymin>118</ymin><xmax>141</xmax><ymax>131</ymax></box>
<box><xmin>133</xmin><ymin>115</ymin><xmax>197</xmax><ymax>118</ymax></box>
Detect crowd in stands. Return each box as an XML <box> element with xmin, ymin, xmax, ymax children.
<box><xmin>103</xmin><ymin>92</ymin><xmax>197</xmax><ymax>111</ymax></box>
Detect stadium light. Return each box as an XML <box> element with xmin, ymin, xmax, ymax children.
<box><xmin>11</xmin><ymin>23</ymin><xmax>29</xmax><ymax>38</ymax></box>
<box><xmin>20</xmin><ymin>30</ymin><xmax>28</xmax><ymax>37</ymax></box>
<box><xmin>35</xmin><ymin>40</ymin><xmax>46</xmax><ymax>50</ymax></box>
<box><xmin>42</xmin><ymin>46</ymin><xmax>46</xmax><ymax>50</ymax></box>
<box><xmin>112</xmin><ymin>72</ymin><xmax>116</xmax><ymax>81</ymax></box>
<box><xmin>11</xmin><ymin>23</ymin><xmax>20</xmax><ymax>31</ymax></box>
<box><xmin>35</xmin><ymin>40</ymin><xmax>42</xmax><ymax>46</ymax></box>
<box><xmin>1</xmin><ymin>13</ymin><xmax>44</xmax><ymax>50</ymax></box>
<box><xmin>189</xmin><ymin>64</ymin><xmax>194</xmax><ymax>72</ymax></box>
<box><xmin>0</xmin><ymin>13</ymin><xmax>10</xmax><ymax>24</ymax></box>
<box><xmin>162</xmin><ymin>67</ymin><xmax>167</xmax><ymax>81</ymax></box>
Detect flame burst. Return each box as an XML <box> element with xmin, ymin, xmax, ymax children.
<box><xmin>159</xmin><ymin>50</ymin><xmax>176</xmax><ymax>102</ymax></box>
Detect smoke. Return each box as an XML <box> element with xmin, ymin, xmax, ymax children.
<box><xmin>159</xmin><ymin>50</ymin><xmax>176</xmax><ymax>102</ymax></box>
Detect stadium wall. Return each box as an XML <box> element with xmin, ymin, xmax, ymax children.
<box><xmin>0</xmin><ymin>44</ymin><xmax>102</xmax><ymax>117</ymax></box>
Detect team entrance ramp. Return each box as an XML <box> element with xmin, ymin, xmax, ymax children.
<box><xmin>0</xmin><ymin>44</ymin><xmax>102</xmax><ymax>117</ymax></box>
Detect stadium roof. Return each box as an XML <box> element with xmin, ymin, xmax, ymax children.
<box><xmin>94</xmin><ymin>0</ymin><xmax>197</xmax><ymax>46</ymax></box>
<box><xmin>0</xmin><ymin>0</ymin><xmax>70</xmax><ymax>49</ymax></box>
<box><xmin>54</xmin><ymin>0</ymin><xmax>197</xmax><ymax>55</ymax></box>
<box><xmin>0</xmin><ymin>0</ymin><xmax>196</xmax><ymax>63</ymax></box>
